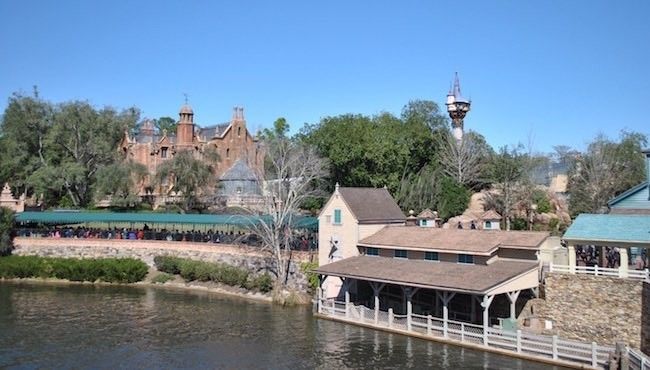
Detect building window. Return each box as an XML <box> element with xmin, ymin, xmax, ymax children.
<box><xmin>420</xmin><ymin>220</ymin><xmax>427</xmax><ymax>226</ymax></box>
<box><xmin>458</xmin><ymin>254</ymin><xmax>474</xmax><ymax>264</ymax></box>
<box><xmin>333</xmin><ymin>209</ymin><xmax>341</xmax><ymax>224</ymax></box>
<box><xmin>394</xmin><ymin>249</ymin><xmax>408</xmax><ymax>259</ymax></box>
<box><xmin>238</xmin><ymin>126</ymin><xmax>241</xmax><ymax>137</ymax></box>
<box><xmin>366</xmin><ymin>247</ymin><xmax>379</xmax><ymax>256</ymax></box>
<box><xmin>161</xmin><ymin>147</ymin><xmax>168</xmax><ymax>158</ymax></box>
<box><xmin>485</xmin><ymin>221</ymin><xmax>492</xmax><ymax>229</ymax></box>
<box><xmin>226</xmin><ymin>148</ymin><xmax>230</xmax><ymax>158</ymax></box>
<box><xmin>425</xmin><ymin>251</ymin><xmax>439</xmax><ymax>261</ymax></box>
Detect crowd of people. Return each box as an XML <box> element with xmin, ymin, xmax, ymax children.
<box><xmin>16</xmin><ymin>225</ymin><xmax>318</xmax><ymax>251</ymax></box>
<box><xmin>576</xmin><ymin>245</ymin><xmax>648</xmax><ymax>270</ymax></box>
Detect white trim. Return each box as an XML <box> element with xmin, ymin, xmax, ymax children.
<box><xmin>357</xmin><ymin>242</ymin><xmax>496</xmax><ymax>256</ymax></box>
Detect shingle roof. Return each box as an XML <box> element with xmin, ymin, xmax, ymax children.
<box><xmin>417</xmin><ymin>209</ymin><xmax>437</xmax><ymax>219</ymax></box>
<box><xmin>563</xmin><ymin>214</ymin><xmax>650</xmax><ymax>244</ymax></box>
<box><xmin>198</xmin><ymin>123</ymin><xmax>231</xmax><ymax>139</ymax></box>
<box><xmin>315</xmin><ymin>256</ymin><xmax>537</xmax><ymax>294</ymax></box>
<box><xmin>220</xmin><ymin>160</ymin><xmax>258</xmax><ymax>181</ymax></box>
<box><xmin>481</xmin><ymin>210</ymin><xmax>502</xmax><ymax>220</ymax></box>
<box><xmin>338</xmin><ymin>187</ymin><xmax>405</xmax><ymax>223</ymax></box>
<box><xmin>359</xmin><ymin>226</ymin><xmax>548</xmax><ymax>254</ymax></box>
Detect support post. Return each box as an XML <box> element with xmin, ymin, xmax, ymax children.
<box><xmin>568</xmin><ymin>244</ymin><xmax>576</xmax><ymax>274</ymax></box>
<box><xmin>403</xmin><ymin>287</ymin><xmax>418</xmax><ymax>332</ymax></box>
<box><xmin>506</xmin><ymin>290</ymin><xmax>521</xmax><ymax>319</ymax></box>
<box><xmin>316</xmin><ymin>287</ymin><xmax>323</xmax><ymax>314</ymax></box>
<box><xmin>482</xmin><ymin>294</ymin><xmax>495</xmax><ymax>345</ymax></box>
<box><xmin>552</xmin><ymin>335</ymin><xmax>558</xmax><ymax>360</ymax></box>
<box><xmin>388</xmin><ymin>308</ymin><xmax>394</xmax><ymax>328</ymax></box>
<box><xmin>345</xmin><ymin>290</ymin><xmax>350</xmax><ymax>318</ymax></box>
<box><xmin>427</xmin><ymin>314</ymin><xmax>432</xmax><ymax>336</ymax></box>
<box><xmin>436</xmin><ymin>291</ymin><xmax>456</xmax><ymax>338</ymax></box>
<box><xmin>374</xmin><ymin>294</ymin><xmax>379</xmax><ymax>325</ymax></box>
<box><xmin>516</xmin><ymin>330</ymin><xmax>522</xmax><ymax>353</ymax></box>
<box><xmin>591</xmin><ymin>342</ymin><xmax>598</xmax><ymax>368</ymax></box>
<box><xmin>619</xmin><ymin>248</ymin><xmax>629</xmax><ymax>278</ymax></box>
<box><xmin>369</xmin><ymin>282</ymin><xmax>384</xmax><ymax>326</ymax></box>
<box><xmin>471</xmin><ymin>294</ymin><xmax>476</xmax><ymax>323</ymax></box>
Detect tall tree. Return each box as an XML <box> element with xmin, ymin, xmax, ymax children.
<box><xmin>153</xmin><ymin>116</ymin><xmax>177</xmax><ymax>134</ymax></box>
<box><xmin>154</xmin><ymin>149</ymin><xmax>218</xmax><ymax>212</ymax></box>
<box><xmin>568</xmin><ymin>131</ymin><xmax>647</xmax><ymax>215</ymax></box>
<box><xmin>94</xmin><ymin>160</ymin><xmax>148</xmax><ymax>208</ymax></box>
<box><xmin>486</xmin><ymin>146</ymin><xmax>527</xmax><ymax>230</ymax></box>
<box><xmin>437</xmin><ymin>130</ymin><xmax>492</xmax><ymax>189</ymax></box>
<box><xmin>247</xmin><ymin>119</ymin><xmax>328</xmax><ymax>290</ymax></box>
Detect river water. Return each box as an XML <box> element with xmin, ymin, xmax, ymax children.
<box><xmin>0</xmin><ymin>282</ymin><xmax>563</xmax><ymax>369</ymax></box>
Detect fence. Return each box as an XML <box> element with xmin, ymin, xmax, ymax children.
<box><xmin>318</xmin><ymin>297</ymin><xmax>613</xmax><ymax>369</ymax></box>
<box><xmin>628</xmin><ymin>347</ymin><xmax>650</xmax><ymax>370</ymax></box>
<box><xmin>549</xmin><ymin>262</ymin><xmax>650</xmax><ymax>280</ymax></box>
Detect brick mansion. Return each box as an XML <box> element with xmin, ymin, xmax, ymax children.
<box><xmin>119</xmin><ymin>104</ymin><xmax>264</xmax><ymax>208</ymax></box>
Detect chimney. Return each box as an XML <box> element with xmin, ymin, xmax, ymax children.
<box><xmin>406</xmin><ymin>210</ymin><xmax>417</xmax><ymax>226</ymax></box>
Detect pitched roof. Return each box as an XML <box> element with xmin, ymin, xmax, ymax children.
<box><xmin>417</xmin><ymin>209</ymin><xmax>437</xmax><ymax>219</ymax></box>
<box><xmin>198</xmin><ymin>123</ymin><xmax>231</xmax><ymax>139</ymax></box>
<box><xmin>315</xmin><ymin>256</ymin><xmax>537</xmax><ymax>294</ymax></box>
<box><xmin>359</xmin><ymin>226</ymin><xmax>548</xmax><ymax>254</ymax></box>
<box><xmin>607</xmin><ymin>181</ymin><xmax>649</xmax><ymax>207</ymax></box>
<box><xmin>481</xmin><ymin>210</ymin><xmax>502</xmax><ymax>220</ymax></box>
<box><xmin>337</xmin><ymin>187</ymin><xmax>405</xmax><ymax>223</ymax></box>
<box><xmin>563</xmin><ymin>213</ymin><xmax>650</xmax><ymax>244</ymax></box>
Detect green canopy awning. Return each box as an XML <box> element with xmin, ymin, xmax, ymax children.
<box><xmin>14</xmin><ymin>211</ymin><xmax>318</xmax><ymax>230</ymax></box>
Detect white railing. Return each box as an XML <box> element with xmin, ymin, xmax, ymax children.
<box><xmin>549</xmin><ymin>262</ymin><xmax>650</xmax><ymax>280</ymax></box>
<box><xmin>318</xmin><ymin>298</ymin><xmax>613</xmax><ymax>369</ymax></box>
<box><xmin>628</xmin><ymin>347</ymin><xmax>650</xmax><ymax>370</ymax></box>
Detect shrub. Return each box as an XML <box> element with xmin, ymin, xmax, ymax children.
<box><xmin>152</xmin><ymin>272</ymin><xmax>174</xmax><ymax>284</ymax></box>
<box><xmin>0</xmin><ymin>256</ymin><xmax>147</xmax><ymax>283</ymax></box>
<box><xmin>154</xmin><ymin>255</ymin><xmax>182</xmax><ymax>275</ymax></box>
<box><xmin>300</xmin><ymin>261</ymin><xmax>319</xmax><ymax>293</ymax></box>
<box><xmin>252</xmin><ymin>273</ymin><xmax>274</xmax><ymax>293</ymax></box>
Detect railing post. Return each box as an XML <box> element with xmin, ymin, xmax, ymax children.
<box><xmin>552</xmin><ymin>335</ymin><xmax>558</xmax><ymax>360</ymax></box>
<box><xmin>345</xmin><ymin>291</ymin><xmax>350</xmax><ymax>319</ymax></box>
<box><xmin>591</xmin><ymin>341</ymin><xmax>598</xmax><ymax>368</ymax></box>
<box><xmin>594</xmin><ymin>265</ymin><xmax>599</xmax><ymax>276</ymax></box>
<box><xmin>388</xmin><ymin>308</ymin><xmax>394</xmax><ymax>329</ymax></box>
<box><xmin>427</xmin><ymin>314</ymin><xmax>432</xmax><ymax>336</ymax></box>
<box><xmin>461</xmin><ymin>323</ymin><xmax>465</xmax><ymax>342</ymax></box>
<box><xmin>549</xmin><ymin>262</ymin><xmax>554</xmax><ymax>272</ymax></box>
<box><xmin>443</xmin><ymin>315</ymin><xmax>448</xmax><ymax>338</ymax></box>
<box><xmin>516</xmin><ymin>330</ymin><xmax>522</xmax><ymax>353</ymax></box>
<box><xmin>406</xmin><ymin>299</ymin><xmax>412</xmax><ymax>331</ymax></box>
<box><xmin>360</xmin><ymin>305</ymin><xmax>364</xmax><ymax>322</ymax></box>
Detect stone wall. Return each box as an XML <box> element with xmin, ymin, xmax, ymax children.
<box><xmin>542</xmin><ymin>273</ymin><xmax>643</xmax><ymax>348</ymax></box>
<box><xmin>642</xmin><ymin>281</ymin><xmax>650</xmax><ymax>355</ymax></box>
<box><xmin>13</xmin><ymin>238</ymin><xmax>313</xmax><ymax>292</ymax></box>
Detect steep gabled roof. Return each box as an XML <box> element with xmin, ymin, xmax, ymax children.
<box><xmin>198</xmin><ymin>122</ymin><xmax>231</xmax><ymax>139</ymax></box>
<box><xmin>481</xmin><ymin>210</ymin><xmax>502</xmax><ymax>220</ymax></box>
<box><xmin>607</xmin><ymin>181</ymin><xmax>649</xmax><ymax>207</ymax></box>
<box><xmin>337</xmin><ymin>187</ymin><xmax>405</xmax><ymax>223</ymax></box>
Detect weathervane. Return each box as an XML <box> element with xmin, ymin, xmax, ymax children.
<box><xmin>183</xmin><ymin>93</ymin><xmax>189</xmax><ymax>105</ymax></box>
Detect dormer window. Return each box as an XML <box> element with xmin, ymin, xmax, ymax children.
<box><xmin>161</xmin><ymin>147</ymin><xmax>168</xmax><ymax>158</ymax></box>
<box><xmin>333</xmin><ymin>209</ymin><xmax>342</xmax><ymax>225</ymax></box>
<box><xmin>485</xmin><ymin>221</ymin><xmax>492</xmax><ymax>229</ymax></box>
<box><xmin>458</xmin><ymin>254</ymin><xmax>474</xmax><ymax>264</ymax></box>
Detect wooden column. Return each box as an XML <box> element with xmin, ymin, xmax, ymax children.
<box><xmin>482</xmin><ymin>294</ymin><xmax>495</xmax><ymax>345</ymax></box>
<box><xmin>506</xmin><ymin>290</ymin><xmax>521</xmax><ymax>319</ymax></box>
<box><xmin>568</xmin><ymin>244</ymin><xmax>576</xmax><ymax>273</ymax></box>
<box><xmin>436</xmin><ymin>291</ymin><xmax>456</xmax><ymax>338</ymax></box>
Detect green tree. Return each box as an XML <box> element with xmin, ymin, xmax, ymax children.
<box><xmin>153</xmin><ymin>116</ymin><xmax>177</xmax><ymax>134</ymax></box>
<box><xmin>154</xmin><ymin>149</ymin><xmax>218</xmax><ymax>212</ymax></box>
<box><xmin>437</xmin><ymin>176</ymin><xmax>471</xmax><ymax>220</ymax></box>
<box><xmin>94</xmin><ymin>160</ymin><xmax>148</xmax><ymax>208</ymax></box>
<box><xmin>0</xmin><ymin>207</ymin><xmax>14</xmax><ymax>256</ymax></box>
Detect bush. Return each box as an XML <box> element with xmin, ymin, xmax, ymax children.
<box><xmin>300</xmin><ymin>261</ymin><xmax>319</xmax><ymax>293</ymax></box>
<box><xmin>152</xmin><ymin>272</ymin><xmax>174</xmax><ymax>284</ymax></box>
<box><xmin>153</xmin><ymin>256</ymin><xmax>271</xmax><ymax>292</ymax></box>
<box><xmin>0</xmin><ymin>256</ymin><xmax>148</xmax><ymax>283</ymax></box>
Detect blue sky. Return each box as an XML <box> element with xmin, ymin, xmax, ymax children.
<box><xmin>1</xmin><ymin>1</ymin><xmax>648</xmax><ymax>153</ymax></box>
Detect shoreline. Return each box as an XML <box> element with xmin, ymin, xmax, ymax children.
<box><xmin>0</xmin><ymin>276</ymin><xmax>275</xmax><ymax>304</ymax></box>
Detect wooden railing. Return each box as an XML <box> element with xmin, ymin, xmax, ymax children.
<box><xmin>549</xmin><ymin>262</ymin><xmax>650</xmax><ymax>280</ymax></box>
<box><xmin>317</xmin><ymin>297</ymin><xmax>613</xmax><ymax>369</ymax></box>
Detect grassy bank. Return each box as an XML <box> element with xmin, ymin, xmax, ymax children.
<box><xmin>154</xmin><ymin>256</ymin><xmax>273</xmax><ymax>293</ymax></box>
<box><xmin>0</xmin><ymin>255</ymin><xmax>148</xmax><ymax>283</ymax></box>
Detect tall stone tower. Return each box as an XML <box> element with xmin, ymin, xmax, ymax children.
<box><xmin>446</xmin><ymin>72</ymin><xmax>471</xmax><ymax>143</ymax></box>
<box><xmin>176</xmin><ymin>103</ymin><xmax>195</xmax><ymax>146</ymax></box>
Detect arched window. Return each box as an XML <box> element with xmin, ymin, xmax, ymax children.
<box><xmin>226</xmin><ymin>148</ymin><xmax>230</xmax><ymax>158</ymax></box>
<box><xmin>238</xmin><ymin>127</ymin><xmax>241</xmax><ymax>137</ymax></box>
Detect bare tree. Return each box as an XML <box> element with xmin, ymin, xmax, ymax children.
<box><xmin>438</xmin><ymin>131</ymin><xmax>486</xmax><ymax>188</ymax></box>
<box><xmin>244</xmin><ymin>123</ymin><xmax>328</xmax><ymax>290</ymax></box>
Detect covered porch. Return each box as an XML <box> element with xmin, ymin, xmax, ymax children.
<box><xmin>314</xmin><ymin>256</ymin><xmax>613</xmax><ymax>368</ymax></box>
<box><xmin>560</xmin><ymin>214</ymin><xmax>650</xmax><ymax>280</ymax></box>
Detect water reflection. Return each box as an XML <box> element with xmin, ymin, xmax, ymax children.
<box><xmin>0</xmin><ymin>282</ymin><xmax>566</xmax><ymax>369</ymax></box>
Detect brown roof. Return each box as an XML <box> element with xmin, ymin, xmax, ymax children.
<box><xmin>481</xmin><ymin>210</ymin><xmax>502</xmax><ymax>220</ymax></box>
<box><xmin>417</xmin><ymin>208</ymin><xmax>437</xmax><ymax>219</ymax></box>
<box><xmin>315</xmin><ymin>256</ymin><xmax>537</xmax><ymax>294</ymax></box>
<box><xmin>359</xmin><ymin>226</ymin><xmax>548</xmax><ymax>254</ymax></box>
<box><xmin>338</xmin><ymin>187</ymin><xmax>405</xmax><ymax>223</ymax></box>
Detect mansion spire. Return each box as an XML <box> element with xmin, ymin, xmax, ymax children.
<box><xmin>445</xmin><ymin>72</ymin><xmax>471</xmax><ymax>143</ymax></box>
